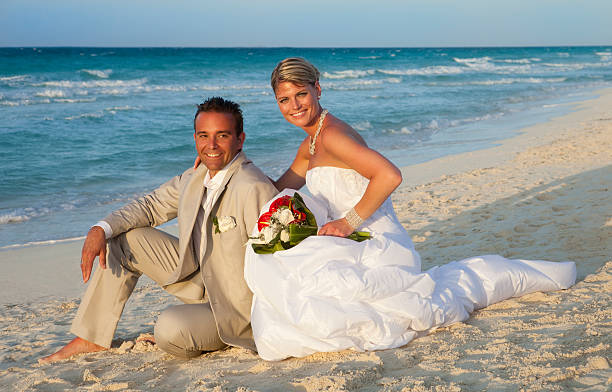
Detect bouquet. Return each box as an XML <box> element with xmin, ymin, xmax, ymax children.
<box><xmin>250</xmin><ymin>192</ymin><xmax>370</xmax><ymax>254</ymax></box>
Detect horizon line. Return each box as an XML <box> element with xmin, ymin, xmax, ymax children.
<box><xmin>1</xmin><ymin>44</ymin><xmax>611</xmax><ymax>49</ymax></box>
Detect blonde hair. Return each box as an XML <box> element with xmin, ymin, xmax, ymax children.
<box><xmin>270</xmin><ymin>57</ymin><xmax>320</xmax><ymax>92</ymax></box>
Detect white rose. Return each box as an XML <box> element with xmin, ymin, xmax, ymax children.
<box><xmin>261</xmin><ymin>226</ymin><xmax>279</xmax><ymax>244</ymax></box>
<box><xmin>275</xmin><ymin>208</ymin><xmax>295</xmax><ymax>226</ymax></box>
<box><xmin>280</xmin><ymin>229</ymin><xmax>290</xmax><ymax>242</ymax></box>
<box><xmin>217</xmin><ymin>216</ymin><xmax>237</xmax><ymax>233</ymax></box>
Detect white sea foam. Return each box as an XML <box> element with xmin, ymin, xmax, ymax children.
<box><xmin>322</xmin><ymin>70</ymin><xmax>375</xmax><ymax>79</ymax></box>
<box><xmin>0</xmin><ymin>100</ymin><xmax>19</xmax><ymax>107</ymax></box>
<box><xmin>105</xmin><ymin>105</ymin><xmax>139</xmax><ymax>112</ymax></box>
<box><xmin>539</xmin><ymin>62</ymin><xmax>607</xmax><ymax>71</ymax></box>
<box><xmin>0</xmin><ymin>236</ymin><xmax>86</xmax><ymax>250</ymax></box>
<box><xmin>54</xmin><ymin>98</ymin><xmax>96</xmax><ymax>103</ymax></box>
<box><xmin>379</xmin><ymin>66</ymin><xmax>465</xmax><ymax>76</ymax></box>
<box><xmin>65</xmin><ymin>112</ymin><xmax>103</xmax><ymax>120</ymax></box>
<box><xmin>0</xmin><ymin>213</ymin><xmax>31</xmax><ymax>224</ymax></box>
<box><xmin>442</xmin><ymin>77</ymin><xmax>567</xmax><ymax>86</ymax></box>
<box><xmin>322</xmin><ymin>79</ymin><xmax>390</xmax><ymax>91</ymax></box>
<box><xmin>595</xmin><ymin>52</ymin><xmax>611</xmax><ymax>60</ymax></box>
<box><xmin>81</xmin><ymin>69</ymin><xmax>112</xmax><ymax>78</ymax></box>
<box><xmin>0</xmin><ymin>74</ymin><xmax>29</xmax><ymax>82</ymax></box>
<box><xmin>100</xmin><ymin>88</ymin><xmax>130</xmax><ymax>96</ymax></box>
<box><xmin>358</xmin><ymin>56</ymin><xmax>381</xmax><ymax>60</ymax></box>
<box><xmin>497</xmin><ymin>59</ymin><xmax>531</xmax><ymax>64</ymax></box>
<box><xmin>352</xmin><ymin>121</ymin><xmax>372</xmax><ymax>131</ymax></box>
<box><xmin>385</xmin><ymin>127</ymin><xmax>413</xmax><ymax>135</ymax></box>
<box><xmin>453</xmin><ymin>57</ymin><xmax>531</xmax><ymax>73</ymax></box>
<box><xmin>35</xmin><ymin>89</ymin><xmax>66</xmax><ymax>98</ymax></box>
<box><xmin>35</xmin><ymin>78</ymin><xmax>147</xmax><ymax>89</ymax></box>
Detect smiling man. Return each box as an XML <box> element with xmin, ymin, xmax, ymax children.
<box><xmin>40</xmin><ymin>97</ymin><xmax>278</xmax><ymax>362</ymax></box>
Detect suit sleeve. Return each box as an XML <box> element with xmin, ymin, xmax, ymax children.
<box><xmin>102</xmin><ymin>171</ymin><xmax>186</xmax><ymax>238</ymax></box>
<box><xmin>242</xmin><ymin>182</ymin><xmax>278</xmax><ymax>236</ymax></box>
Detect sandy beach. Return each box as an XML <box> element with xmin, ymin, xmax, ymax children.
<box><xmin>1</xmin><ymin>89</ymin><xmax>611</xmax><ymax>391</ymax></box>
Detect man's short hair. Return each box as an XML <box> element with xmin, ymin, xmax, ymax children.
<box><xmin>194</xmin><ymin>97</ymin><xmax>244</xmax><ymax>136</ymax></box>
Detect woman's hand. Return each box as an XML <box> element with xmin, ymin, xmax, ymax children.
<box><xmin>318</xmin><ymin>218</ymin><xmax>354</xmax><ymax>237</ymax></box>
<box><xmin>193</xmin><ymin>156</ymin><xmax>201</xmax><ymax>169</ymax></box>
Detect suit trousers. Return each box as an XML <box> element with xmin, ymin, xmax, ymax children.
<box><xmin>70</xmin><ymin>227</ymin><xmax>227</xmax><ymax>358</ymax></box>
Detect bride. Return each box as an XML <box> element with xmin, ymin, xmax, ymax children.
<box><xmin>244</xmin><ymin>57</ymin><xmax>576</xmax><ymax>361</ymax></box>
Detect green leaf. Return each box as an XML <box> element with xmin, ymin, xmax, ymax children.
<box><xmin>212</xmin><ymin>216</ymin><xmax>220</xmax><ymax>234</ymax></box>
<box><xmin>347</xmin><ymin>231</ymin><xmax>371</xmax><ymax>242</ymax></box>
<box><xmin>292</xmin><ymin>193</ymin><xmax>317</xmax><ymax>226</ymax></box>
<box><xmin>288</xmin><ymin>224</ymin><xmax>318</xmax><ymax>245</ymax></box>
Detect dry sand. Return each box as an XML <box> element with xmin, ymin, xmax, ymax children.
<box><xmin>1</xmin><ymin>89</ymin><xmax>610</xmax><ymax>391</ymax></box>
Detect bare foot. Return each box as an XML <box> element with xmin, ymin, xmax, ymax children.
<box><xmin>39</xmin><ymin>337</ymin><xmax>106</xmax><ymax>364</ymax></box>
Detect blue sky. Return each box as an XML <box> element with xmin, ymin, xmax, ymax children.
<box><xmin>1</xmin><ymin>0</ymin><xmax>611</xmax><ymax>47</ymax></box>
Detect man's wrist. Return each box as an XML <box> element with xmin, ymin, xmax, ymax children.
<box><xmin>92</xmin><ymin>221</ymin><xmax>112</xmax><ymax>239</ymax></box>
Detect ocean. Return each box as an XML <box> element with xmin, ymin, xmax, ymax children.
<box><xmin>1</xmin><ymin>46</ymin><xmax>611</xmax><ymax>249</ymax></box>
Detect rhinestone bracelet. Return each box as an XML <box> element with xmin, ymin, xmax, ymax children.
<box><xmin>344</xmin><ymin>207</ymin><xmax>364</xmax><ymax>230</ymax></box>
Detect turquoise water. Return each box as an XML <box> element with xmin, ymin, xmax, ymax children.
<box><xmin>1</xmin><ymin>47</ymin><xmax>611</xmax><ymax>248</ymax></box>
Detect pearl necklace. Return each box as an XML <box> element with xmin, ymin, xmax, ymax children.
<box><xmin>309</xmin><ymin>109</ymin><xmax>328</xmax><ymax>156</ymax></box>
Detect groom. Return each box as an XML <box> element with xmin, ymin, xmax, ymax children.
<box><xmin>41</xmin><ymin>97</ymin><xmax>277</xmax><ymax>362</ymax></box>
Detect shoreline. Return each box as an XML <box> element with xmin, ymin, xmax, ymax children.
<box><xmin>1</xmin><ymin>88</ymin><xmax>611</xmax><ymax>390</ymax></box>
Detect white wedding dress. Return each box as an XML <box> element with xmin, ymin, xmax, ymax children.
<box><xmin>244</xmin><ymin>166</ymin><xmax>576</xmax><ymax>361</ymax></box>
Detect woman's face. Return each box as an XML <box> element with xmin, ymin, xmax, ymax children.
<box><xmin>274</xmin><ymin>81</ymin><xmax>322</xmax><ymax>129</ymax></box>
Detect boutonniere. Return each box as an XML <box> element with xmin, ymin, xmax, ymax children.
<box><xmin>212</xmin><ymin>216</ymin><xmax>237</xmax><ymax>234</ymax></box>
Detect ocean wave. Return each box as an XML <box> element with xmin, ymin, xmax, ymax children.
<box><xmin>35</xmin><ymin>89</ymin><xmax>66</xmax><ymax>98</ymax></box>
<box><xmin>0</xmin><ymin>205</ymin><xmax>55</xmax><ymax>226</ymax></box>
<box><xmin>0</xmin><ymin>213</ymin><xmax>31</xmax><ymax>224</ymax></box>
<box><xmin>378</xmin><ymin>66</ymin><xmax>465</xmax><ymax>76</ymax></box>
<box><xmin>1</xmin><ymin>98</ymin><xmax>52</xmax><ymax>106</ymax></box>
<box><xmin>440</xmin><ymin>77</ymin><xmax>567</xmax><ymax>86</ymax></box>
<box><xmin>383</xmin><ymin>126</ymin><xmax>414</xmax><ymax>135</ymax></box>
<box><xmin>322</xmin><ymin>70</ymin><xmax>375</xmax><ymax>79</ymax></box>
<box><xmin>453</xmin><ymin>56</ymin><xmax>493</xmax><ymax>65</ymax></box>
<box><xmin>496</xmin><ymin>58</ymin><xmax>531</xmax><ymax>64</ymax></box>
<box><xmin>81</xmin><ymin>69</ymin><xmax>112</xmax><ymax>78</ymax></box>
<box><xmin>352</xmin><ymin>121</ymin><xmax>372</xmax><ymax>131</ymax></box>
<box><xmin>0</xmin><ymin>236</ymin><xmax>86</xmax><ymax>250</ymax></box>
<box><xmin>539</xmin><ymin>62</ymin><xmax>611</xmax><ymax>71</ymax></box>
<box><xmin>321</xmin><ymin>78</ymin><xmax>398</xmax><ymax>91</ymax></box>
<box><xmin>383</xmin><ymin>113</ymin><xmax>506</xmax><ymax>136</ymax></box>
<box><xmin>105</xmin><ymin>105</ymin><xmax>140</xmax><ymax>112</ymax></box>
<box><xmin>35</xmin><ymin>78</ymin><xmax>147</xmax><ymax>89</ymax></box>
<box><xmin>358</xmin><ymin>56</ymin><xmax>381</xmax><ymax>60</ymax></box>
<box><xmin>453</xmin><ymin>57</ymin><xmax>531</xmax><ymax>73</ymax></box>
<box><xmin>65</xmin><ymin>112</ymin><xmax>104</xmax><ymax>120</ymax></box>
<box><xmin>54</xmin><ymin>98</ymin><xmax>97</xmax><ymax>103</ymax></box>
<box><xmin>0</xmin><ymin>74</ymin><xmax>29</xmax><ymax>83</ymax></box>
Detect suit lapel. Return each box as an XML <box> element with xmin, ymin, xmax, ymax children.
<box><xmin>179</xmin><ymin>164</ymin><xmax>208</xmax><ymax>261</ymax></box>
<box><xmin>198</xmin><ymin>152</ymin><xmax>247</xmax><ymax>265</ymax></box>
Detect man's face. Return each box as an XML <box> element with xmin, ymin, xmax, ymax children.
<box><xmin>194</xmin><ymin>111</ymin><xmax>245</xmax><ymax>178</ymax></box>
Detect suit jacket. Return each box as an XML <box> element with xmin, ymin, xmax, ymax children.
<box><xmin>102</xmin><ymin>152</ymin><xmax>278</xmax><ymax>350</ymax></box>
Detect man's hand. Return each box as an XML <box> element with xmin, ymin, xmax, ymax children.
<box><xmin>81</xmin><ymin>226</ymin><xmax>107</xmax><ymax>283</ymax></box>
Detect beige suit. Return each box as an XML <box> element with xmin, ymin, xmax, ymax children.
<box><xmin>70</xmin><ymin>152</ymin><xmax>277</xmax><ymax>354</ymax></box>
